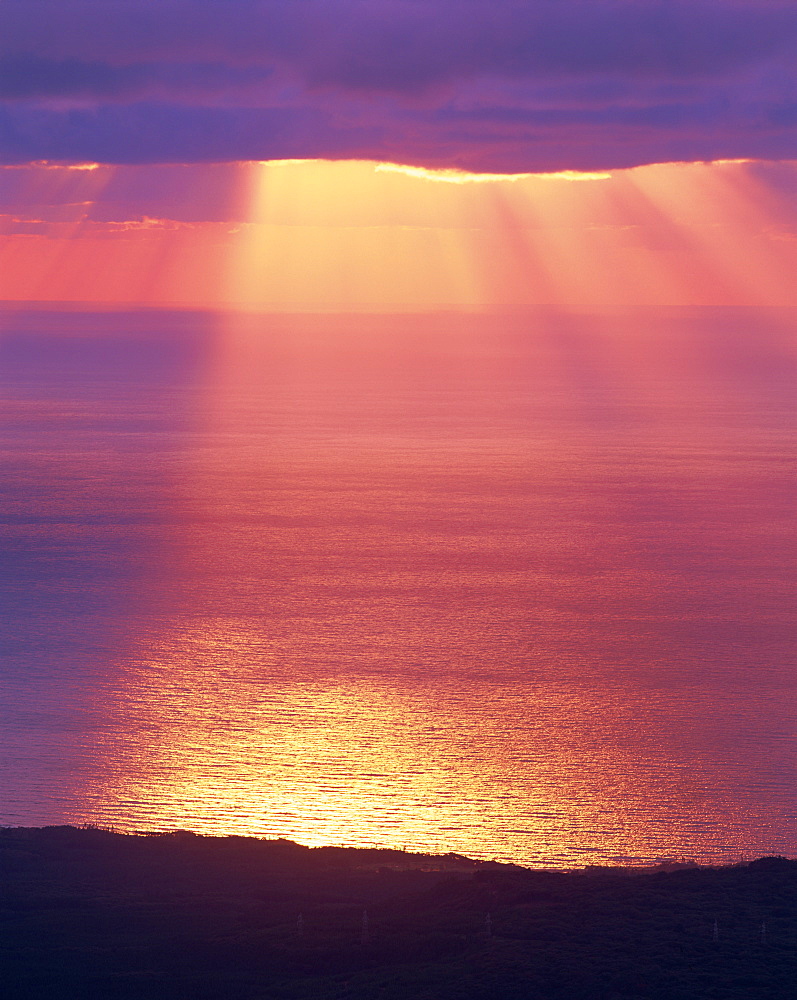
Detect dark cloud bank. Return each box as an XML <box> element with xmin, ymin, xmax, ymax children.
<box><xmin>0</xmin><ymin>0</ymin><xmax>795</xmax><ymax>171</ymax></box>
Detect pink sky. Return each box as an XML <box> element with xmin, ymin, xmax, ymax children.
<box><xmin>1</xmin><ymin>158</ymin><xmax>795</xmax><ymax>310</ymax></box>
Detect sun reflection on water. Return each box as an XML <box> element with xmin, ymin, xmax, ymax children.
<box><xmin>75</xmin><ymin>611</ymin><xmax>786</xmax><ymax>867</ymax></box>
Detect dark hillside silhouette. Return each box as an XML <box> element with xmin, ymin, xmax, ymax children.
<box><xmin>1</xmin><ymin>826</ymin><xmax>794</xmax><ymax>999</ymax></box>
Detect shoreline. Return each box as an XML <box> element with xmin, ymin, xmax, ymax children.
<box><xmin>3</xmin><ymin>822</ymin><xmax>792</xmax><ymax>873</ymax></box>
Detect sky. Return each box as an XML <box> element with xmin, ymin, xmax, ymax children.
<box><xmin>0</xmin><ymin>0</ymin><xmax>795</xmax><ymax>171</ymax></box>
<box><xmin>0</xmin><ymin>0</ymin><xmax>795</xmax><ymax>309</ymax></box>
<box><xmin>1</xmin><ymin>158</ymin><xmax>795</xmax><ymax>309</ymax></box>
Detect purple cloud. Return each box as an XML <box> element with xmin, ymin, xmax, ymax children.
<box><xmin>0</xmin><ymin>0</ymin><xmax>794</xmax><ymax>170</ymax></box>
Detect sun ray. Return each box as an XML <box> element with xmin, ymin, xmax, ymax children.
<box><xmin>1</xmin><ymin>159</ymin><xmax>794</xmax><ymax>312</ymax></box>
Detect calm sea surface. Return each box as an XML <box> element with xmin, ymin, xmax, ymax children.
<box><xmin>1</xmin><ymin>307</ymin><xmax>794</xmax><ymax>867</ymax></box>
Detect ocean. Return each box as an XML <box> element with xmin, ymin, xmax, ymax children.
<box><xmin>1</xmin><ymin>305</ymin><xmax>794</xmax><ymax>867</ymax></box>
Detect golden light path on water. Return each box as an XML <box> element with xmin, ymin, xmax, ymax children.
<box><xmin>80</xmin><ymin>639</ymin><xmax>786</xmax><ymax>867</ymax></box>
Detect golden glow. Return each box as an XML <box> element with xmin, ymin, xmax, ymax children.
<box><xmin>260</xmin><ymin>158</ymin><xmax>611</xmax><ymax>183</ymax></box>
<box><xmin>0</xmin><ymin>160</ymin><xmax>102</xmax><ymax>171</ymax></box>
<box><xmin>0</xmin><ymin>158</ymin><xmax>794</xmax><ymax>310</ymax></box>
<box><xmin>59</xmin><ymin>162</ymin><xmax>102</xmax><ymax>171</ymax></box>
<box><xmin>373</xmin><ymin>162</ymin><xmax>612</xmax><ymax>183</ymax></box>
